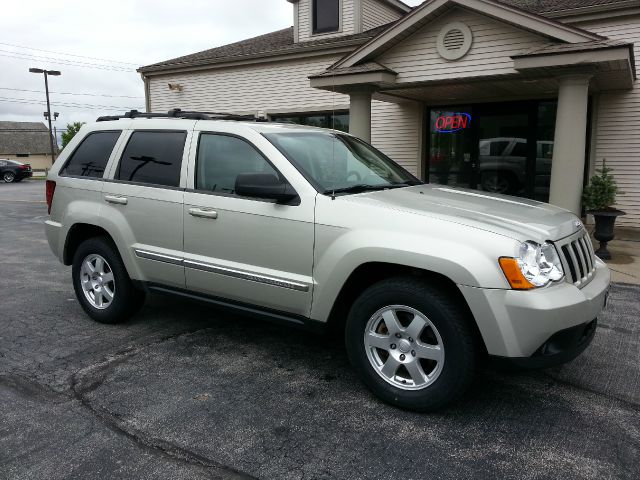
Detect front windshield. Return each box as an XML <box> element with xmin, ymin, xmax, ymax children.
<box><xmin>264</xmin><ymin>132</ymin><xmax>420</xmax><ymax>193</ymax></box>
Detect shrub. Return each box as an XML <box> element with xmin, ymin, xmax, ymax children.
<box><xmin>582</xmin><ymin>159</ymin><xmax>621</xmax><ymax>211</ymax></box>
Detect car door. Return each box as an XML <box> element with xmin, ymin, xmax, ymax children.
<box><xmin>183</xmin><ymin>129</ymin><xmax>315</xmax><ymax>317</ymax></box>
<box><xmin>102</xmin><ymin>123</ymin><xmax>193</xmax><ymax>289</ymax></box>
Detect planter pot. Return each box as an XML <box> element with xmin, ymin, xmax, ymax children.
<box><xmin>588</xmin><ymin>209</ymin><xmax>626</xmax><ymax>260</ymax></box>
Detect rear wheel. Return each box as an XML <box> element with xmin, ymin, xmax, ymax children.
<box><xmin>3</xmin><ymin>171</ymin><xmax>15</xmax><ymax>183</ymax></box>
<box><xmin>72</xmin><ymin>237</ymin><xmax>145</xmax><ymax>324</ymax></box>
<box><xmin>345</xmin><ymin>277</ymin><xmax>477</xmax><ymax>411</ymax></box>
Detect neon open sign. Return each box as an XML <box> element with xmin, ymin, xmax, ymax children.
<box><xmin>435</xmin><ymin>113</ymin><xmax>472</xmax><ymax>133</ymax></box>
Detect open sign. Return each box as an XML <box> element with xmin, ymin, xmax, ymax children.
<box><xmin>435</xmin><ymin>113</ymin><xmax>472</xmax><ymax>133</ymax></box>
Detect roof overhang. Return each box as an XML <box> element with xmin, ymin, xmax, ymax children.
<box><xmin>310</xmin><ymin>70</ymin><xmax>398</xmax><ymax>91</ymax></box>
<box><xmin>332</xmin><ymin>0</ymin><xmax>604</xmax><ymax>70</ymax></box>
<box><xmin>513</xmin><ymin>44</ymin><xmax>637</xmax><ymax>89</ymax></box>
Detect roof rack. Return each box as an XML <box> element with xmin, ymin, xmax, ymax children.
<box><xmin>96</xmin><ymin>109</ymin><xmax>270</xmax><ymax>122</ymax></box>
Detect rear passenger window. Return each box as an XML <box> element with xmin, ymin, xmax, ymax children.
<box><xmin>116</xmin><ymin>131</ymin><xmax>186</xmax><ymax>187</ymax></box>
<box><xmin>196</xmin><ymin>134</ymin><xmax>278</xmax><ymax>194</ymax></box>
<box><xmin>61</xmin><ymin>131</ymin><xmax>121</xmax><ymax>178</ymax></box>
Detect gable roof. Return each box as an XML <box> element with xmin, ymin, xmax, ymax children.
<box><xmin>0</xmin><ymin>121</ymin><xmax>56</xmax><ymax>155</ymax></box>
<box><xmin>332</xmin><ymin>0</ymin><xmax>605</xmax><ymax>70</ymax></box>
<box><xmin>139</xmin><ymin>24</ymin><xmax>393</xmax><ymax>74</ymax></box>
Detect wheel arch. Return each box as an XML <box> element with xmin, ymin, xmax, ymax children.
<box><xmin>63</xmin><ymin>223</ymin><xmax>118</xmax><ymax>265</ymax></box>
<box><xmin>325</xmin><ymin>262</ymin><xmax>487</xmax><ymax>354</ymax></box>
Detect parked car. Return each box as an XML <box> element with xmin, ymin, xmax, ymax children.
<box><xmin>0</xmin><ymin>159</ymin><xmax>32</xmax><ymax>183</ymax></box>
<box><xmin>44</xmin><ymin>112</ymin><xmax>610</xmax><ymax>411</ymax></box>
<box><xmin>477</xmin><ymin>137</ymin><xmax>553</xmax><ymax>195</ymax></box>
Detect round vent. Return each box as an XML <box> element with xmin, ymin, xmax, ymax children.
<box><xmin>437</xmin><ymin>22</ymin><xmax>473</xmax><ymax>60</ymax></box>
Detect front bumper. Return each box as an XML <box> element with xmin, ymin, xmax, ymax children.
<box><xmin>459</xmin><ymin>258</ymin><xmax>610</xmax><ymax>359</ymax></box>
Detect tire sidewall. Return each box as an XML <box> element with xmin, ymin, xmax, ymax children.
<box><xmin>72</xmin><ymin>237</ymin><xmax>141</xmax><ymax>324</ymax></box>
<box><xmin>346</xmin><ymin>280</ymin><xmax>475</xmax><ymax>411</ymax></box>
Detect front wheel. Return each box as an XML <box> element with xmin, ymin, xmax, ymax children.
<box><xmin>72</xmin><ymin>237</ymin><xmax>145</xmax><ymax>324</ymax></box>
<box><xmin>345</xmin><ymin>277</ymin><xmax>478</xmax><ymax>411</ymax></box>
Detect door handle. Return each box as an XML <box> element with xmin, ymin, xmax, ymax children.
<box><xmin>189</xmin><ymin>207</ymin><xmax>218</xmax><ymax>219</ymax></box>
<box><xmin>104</xmin><ymin>195</ymin><xmax>128</xmax><ymax>205</ymax></box>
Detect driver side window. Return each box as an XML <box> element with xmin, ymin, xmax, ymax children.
<box><xmin>196</xmin><ymin>133</ymin><xmax>278</xmax><ymax>194</ymax></box>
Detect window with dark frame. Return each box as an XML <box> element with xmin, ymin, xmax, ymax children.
<box><xmin>60</xmin><ymin>131</ymin><xmax>121</xmax><ymax>178</ymax></box>
<box><xmin>196</xmin><ymin>133</ymin><xmax>279</xmax><ymax>195</ymax></box>
<box><xmin>313</xmin><ymin>0</ymin><xmax>340</xmax><ymax>34</ymax></box>
<box><xmin>116</xmin><ymin>131</ymin><xmax>186</xmax><ymax>187</ymax></box>
<box><xmin>271</xmin><ymin>111</ymin><xmax>349</xmax><ymax>132</ymax></box>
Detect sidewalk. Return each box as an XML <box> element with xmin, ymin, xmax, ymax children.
<box><xmin>590</xmin><ymin>227</ymin><xmax>640</xmax><ymax>285</ymax></box>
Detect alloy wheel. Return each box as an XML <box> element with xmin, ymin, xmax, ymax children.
<box><xmin>363</xmin><ymin>305</ymin><xmax>444</xmax><ymax>390</ymax></box>
<box><xmin>79</xmin><ymin>254</ymin><xmax>115</xmax><ymax>310</ymax></box>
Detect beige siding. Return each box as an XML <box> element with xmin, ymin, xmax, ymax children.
<box><xmin>362</xmin><ymin>0</ymin><xmax>402</xmax><ymax>31</ymax></box>
<box><xmin>378</xmin><ymin>8</ymin><xmax>550</xmax><ymax>84</ymax></box>
<box><xmin>148</xmin><ymin>55</ymin><xmax>348</xmax><ymax>114</ymax></box>
<box><xmin>371</xmin><ymin>100</ymin><xmax>422</xmax><ymax>175</ymax></box>
<box><xmin>572</xmin><ymin>15</ymin><xmax>640</xmax><ymax>228</ymax></box>
<box><xmin>298</xmin><ymin>0</ymin><xmax>355</xmax><ymax>42</ymax></box>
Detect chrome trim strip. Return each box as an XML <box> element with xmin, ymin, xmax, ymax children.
<box><xmin>133</xmin><ymin>248</ymin><xmax>309</xmax><ymax>292</ymax></box>
<box><xmin>183</xmin><ymin>259</ymin><xmax>310</xmax><ymax>292</ymax></box>
<box><xmin>134</xmin><ymin>249</ymin><xmax>184</xmax><ymax>266</ymax></box>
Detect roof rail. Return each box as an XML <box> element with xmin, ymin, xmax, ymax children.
<box><xmin>96</xmin><ymin>109</ymin><xmax>270</xmax><ymax>122</ymax></box>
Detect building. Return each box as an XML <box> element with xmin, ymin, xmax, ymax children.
<box><xmin>138</xmin><ymin>0</ymin><xmax>639</xmax><ymax>228</ymax></box>
<box><xmin>0</xmin><ymin>121</ymin><xmax>57</xmax><ymax>169</ymax></box>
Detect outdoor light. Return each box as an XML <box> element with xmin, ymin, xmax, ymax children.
<box><xmin>29</xmin><ymin>67</ymin><xmax>62</xmax><ymax>163</ymax></box>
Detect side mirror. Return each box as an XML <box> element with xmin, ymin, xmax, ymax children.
<box><xmin>235</xmin><ymin>173</ymin><xmax>298</xmax><ymax>204</ymax></box>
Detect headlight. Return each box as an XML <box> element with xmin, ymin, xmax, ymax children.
<box><xmin>499</xmin><ymin>241</ymin><xmax>564</xmax><ymax>289</ymax></box>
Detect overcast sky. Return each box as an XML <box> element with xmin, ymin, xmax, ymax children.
<box><xmin>0</xmin><ymin>0</ymin><xmax>423</xmax><ymax>141</ymax></box>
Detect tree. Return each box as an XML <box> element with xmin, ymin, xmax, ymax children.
<box><xmin>61</xmin><ymin>122</ymin><xmax>85</xmax><ymax>149</ymax></box>
<box><xmin>582</xmin><ymin>159</ymin><xmax>622</xmax><ymax>211</ymax></box>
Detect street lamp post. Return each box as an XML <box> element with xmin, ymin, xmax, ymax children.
<box><xmin>29</xmin><ymin>68</ymin><xmax>61</xmax><ymax>164</ymax></box>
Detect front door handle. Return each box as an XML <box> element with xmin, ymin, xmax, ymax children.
<box><xmin>104</xmin><ymin>195</ymin><xmax>128</xmax><ymax>205</ymax></box>
<box><xmin>189</xmin><ymin>207</ymin><xmax>218</xmax><ymax>219</ymax></box>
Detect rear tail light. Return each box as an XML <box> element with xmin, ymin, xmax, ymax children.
<box><xmin>19</xmin><ymin>164</ymin><xmax>28</xmax><ymax>170</ymax></box>
<box><xmin>45</xmin><ymin>180</ymin><xmax>56</xmax><ymax>214</ymax></box>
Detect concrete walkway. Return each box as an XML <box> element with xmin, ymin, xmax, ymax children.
<box><xmin>590</xmin><ymin>227</ymin><xmax>640</xmax><ymax>285</ymax></box>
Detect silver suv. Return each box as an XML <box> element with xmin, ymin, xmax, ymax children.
<box><xmin>45</xmin><ymin>111</ymin><xmax>610</xmax><ymax>411</ymax></box>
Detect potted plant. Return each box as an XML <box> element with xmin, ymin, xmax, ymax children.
<box><xmin>582</xmin><ymin>159</ymin><xmax>625</xmax><ymax>260</ymax></box>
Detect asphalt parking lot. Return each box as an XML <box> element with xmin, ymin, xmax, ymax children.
<box><xmin>1</xmin><ymin>180</ymin><xmax>639</xmax><ymax>480</ymax></box>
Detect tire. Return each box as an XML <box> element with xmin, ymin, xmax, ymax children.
<box><xmin>3</xmin><ymin>171</ymin><xmax>15</xmax><ymax>183</ymax></box>
<box><xmin>480</xmin><ymin>171</ymin><xmax>516</xmax><ymax>195</ymax></box>
<box><xmin>345</xmin><ymin>277</ymin><xmax>477</xmax><ymax>412</ymax></box>
<box><xmin>72</xmin><ymin>237</ymin><xmax>145</xmax><ymax>324</ymax></box>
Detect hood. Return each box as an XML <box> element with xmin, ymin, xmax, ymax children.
<box><xmin>343</xmin><ymin>185</ymin><xmax>582</xmax><ymax>242</ymax></box>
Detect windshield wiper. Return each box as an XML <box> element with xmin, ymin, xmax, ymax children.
<box><xmin>325</xmin><ymin>183</ymin><xmax>410</xmax><ymax>195</ymax></box>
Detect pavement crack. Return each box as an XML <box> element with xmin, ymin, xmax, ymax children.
<box><xmin>68</xmin><ymin>328</ymin><xmax>258</xmax><ymax>480</ymax></box>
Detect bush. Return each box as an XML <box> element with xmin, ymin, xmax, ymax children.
<box><xmin>582</xmin><ymin>159</ymin><xmax>621</xmax><ymax>211</ymax></box>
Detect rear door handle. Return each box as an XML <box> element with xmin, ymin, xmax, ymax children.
<box><xmin>104</xmin><ymin>195</ymin><xmax>128</xmax><ymax>205</ymax></box>
<box><xmin>189</xmin><ymin>207</ymin><xmax>218</xmax><ymax>219</ymax></box>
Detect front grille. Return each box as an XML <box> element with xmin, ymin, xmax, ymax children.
<box><xmin>555</xmin><ymin>230</ymin><xmax>596</xmax><ymax>288</ymax></box>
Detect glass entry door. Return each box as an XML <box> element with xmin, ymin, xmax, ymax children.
<box><xmin>427</xmin><ymin>101</ymin><xmax>557</xmax><ymax>202</ymax></box>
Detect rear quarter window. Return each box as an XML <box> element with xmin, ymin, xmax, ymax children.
<box><xmin>60</xmin><ymin>131</ymin><xmax>121</xmax><ymax>178</ymax></box>
<box><xmin>116</xmin><ymin>131</ymin><xmax>186</xmax><ymax>187</ymax></box>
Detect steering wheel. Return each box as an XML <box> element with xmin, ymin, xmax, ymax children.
<box><xmin>347</xmin><ymin>170</ymin><xmax>361</xmax><ymax>182</ymax></box>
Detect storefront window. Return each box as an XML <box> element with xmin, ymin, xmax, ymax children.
<box><xmin>271</xmin><ymin>111</ymin><xmax>349</xmax><ymax>133</ymax></box>
<box><xmin>427</xmin><ymin>100</ymin><xmax>559</xmax><ymax>202</ymax></box>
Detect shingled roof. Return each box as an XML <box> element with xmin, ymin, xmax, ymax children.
<box><xmin>498</xmin><ymin>0</ymin><xmax>635</xmax><ymax>15</ymax></box>
<box><xmin>139</xmin><ymin>24</ymin><xmax>393</xmax><ymax>74</ymax></box>
<box><xmin>0</xmin><ymin>121</ymin><xmax>57</xmax><ymax>155</ymax></box>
